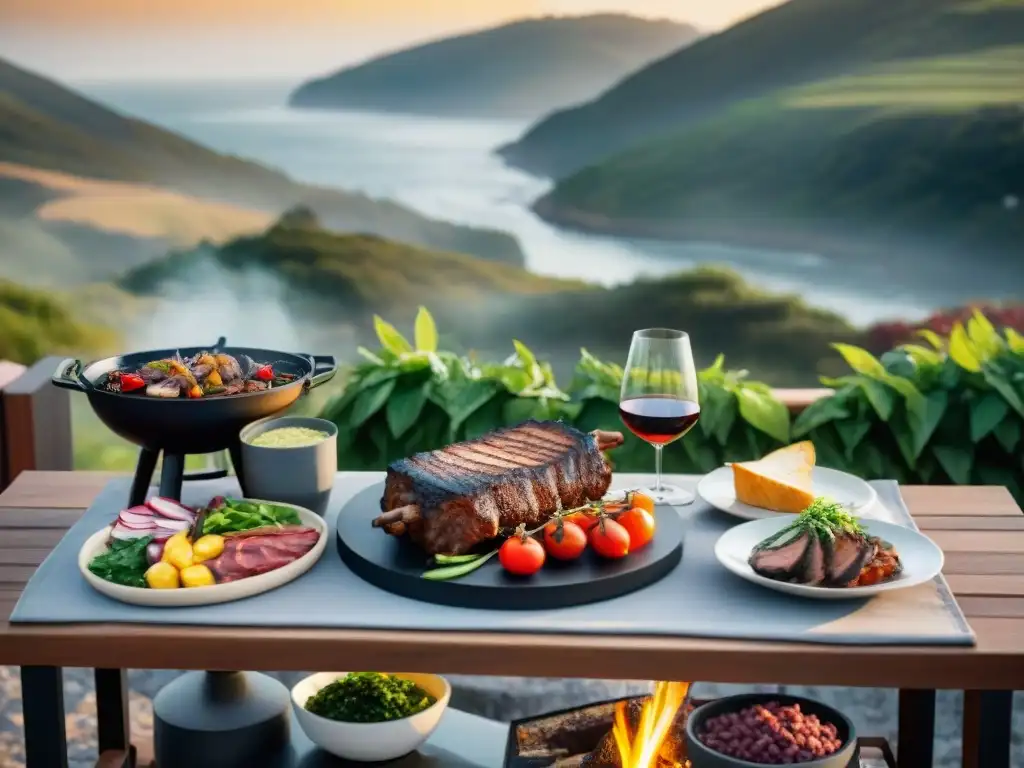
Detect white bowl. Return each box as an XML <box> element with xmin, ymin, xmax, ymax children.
<box><xmin>291</xmin><ymin>672</ymin><xmax>451</xmax><ymax>762</ymax></box>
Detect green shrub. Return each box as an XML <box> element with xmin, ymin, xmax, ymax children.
<box><xmin>320</xmin><ymin>308</ymin><xmax>789</xmax><ymax>472</ymax></box>
<box><xmin>320</xmin><ymin>308</ymin><xmax>1024</xmax><ymax>503</ymax></box>
<box><xmin>794</xmin><ymin>310</ymin><xmax>1024</xmax><ymax>500</ymax></box>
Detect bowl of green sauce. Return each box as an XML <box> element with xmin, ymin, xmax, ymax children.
<box><xmin>291</xmin><ymin>671</ymin><xmax>451</xmax><ymax>762</ymax></box>
<box><xmin>239</xmin><ymin>416</ymin><xmax>337</xmax><ymax>515</ymax></box>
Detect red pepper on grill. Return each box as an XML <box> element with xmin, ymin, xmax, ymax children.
<box><xmin>119</xmin><ymin>373</ymin><xmax>145</xmax><ymax>393</ymax></box>
<box><xmin>254</xmin><ymin>365</ymin><xmax>274</xmax><ymax>382</ymax></box>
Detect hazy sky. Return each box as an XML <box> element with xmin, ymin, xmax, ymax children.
<box><xmin>0</xmin><ymin>0</ymin><xmax>783</xmax><ymax>81</ymax></box>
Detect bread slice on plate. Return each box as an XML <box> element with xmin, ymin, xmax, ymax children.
<box><xmin>731</xmin><ymin>441</ymin><xmax>816</xmax><ymax>514</ymax></box>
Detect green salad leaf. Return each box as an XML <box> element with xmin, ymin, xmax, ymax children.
<box><xmin>201</xmin><ymin>497</ymin><xmax>301</xmax><ymax>534</ymax></box>
<box><xmin>88</xmin><ymin>535</ymin><xmax>152</xmax><ymax>587</ymax></box>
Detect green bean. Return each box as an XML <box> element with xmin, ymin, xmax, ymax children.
<box><xmin>433</xmin><ymin>553</ymin><xmax>482</xmax><ymax>565</ymax></box>
<box><xmin>422</xmin><ymin>552</ymin><xmax>495</xmax><ymax>581</ymax></box>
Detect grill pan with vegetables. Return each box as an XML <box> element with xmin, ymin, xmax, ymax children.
<box><xmin>52</xmin><ymin>337</ymin><xmax>336</xmax><ymax>505</ymax></box>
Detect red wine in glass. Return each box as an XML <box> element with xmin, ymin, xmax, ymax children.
<box><xmin>618</xmin><ymin>396</ymin><xmax>700</xmax><ymax>445</ymax></box>
<box><xmin>620</xmin><ymin>328</ymin><xmax>699</xmax><ymax>505</ymax></box>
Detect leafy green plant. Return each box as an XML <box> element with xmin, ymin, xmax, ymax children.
<box><xmin>793</xmin><ymin>310</ymin><xmax>1024</xmax><ymax>499</ymax></box>
<box><xmin>320</xmin><ymin>308</ymin><xmax>1023</xmax><ymax>502</ymax></box>
<box><xmin>320</xmin><ymin>308</ymin><xmax>576</xmax><ymax>469</ymax></box>
<box><xmin>320</xmin><ymin>308</ymin><xmax>789</xmax><ymax>472</ymax></box>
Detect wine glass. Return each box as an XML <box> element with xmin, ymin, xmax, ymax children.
<box><xmin>619</xmin><ymin>329</ymin><xmax>700</xmax><ymax>506</ymax></box>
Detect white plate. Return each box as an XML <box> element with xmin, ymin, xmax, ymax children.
<box><xmin>714</xmin><ymin>516</ymin><xmax>944</xmax><ymax>599</ymax></box>
<box><xmin>697</xmin><ymin>465</ymin><xmax>878</xmax><ymax>520</ymax></box>
<box><xmin>78</xmin><ymin>500</ymin><xmax>327</xmax><ymax>607</ymax></box>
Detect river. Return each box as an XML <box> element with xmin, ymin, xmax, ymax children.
<box><xmin>80</xmin><ymin>79</ymin><xmax>938</xmax><ymax>326</ymax></box>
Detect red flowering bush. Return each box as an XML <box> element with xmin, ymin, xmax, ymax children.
<box><xmin>868</xmin><ymin>304</ymin><xmax>1024</xmax><ymax>352</ymax></box>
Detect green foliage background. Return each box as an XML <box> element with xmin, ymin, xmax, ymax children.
<box><xmin>320</xmin><ymin>309</ymin><xmax>1024</xmax><ymax>502</ymax></box>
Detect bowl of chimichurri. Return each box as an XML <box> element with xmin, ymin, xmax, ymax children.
<box><xmin>240</xmin><ymin>416</ymin><xmax>337</xmax><ymax>515</ymax></box>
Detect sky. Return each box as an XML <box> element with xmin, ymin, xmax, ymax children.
<box><xmin>0</xmin><ymin>0</ymin><xmax>784</xmax><ymax>81</ymax></box>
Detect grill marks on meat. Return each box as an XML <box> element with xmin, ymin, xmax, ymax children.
<box><xmin>748</xmin><ymin>528</ymin><xmax>902</xmax><ymax>588</ymax></box>
<box><xmin>205</xmin><ymin>525</ymin><xmax>320</xmax><ymax>583</ymax></box>
<box><xmin>374</xmin><ymin>421</ymin><xmax>623</xmax><ymax>555</ymax></box>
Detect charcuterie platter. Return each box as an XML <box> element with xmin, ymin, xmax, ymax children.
<box><xmin>79</xmin><ymin>495</ymin><xmax>327</xmax><ymax>607</ymax></box>
<box><xmin>337</xmin><ymin>420</ymin><xmax>684</xmax><ymax>610</ymax></box>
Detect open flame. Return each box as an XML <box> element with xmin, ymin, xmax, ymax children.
<box><xmin>612</xmin><ymin>681</ymin><xmax>690</xmax><ymax>768</ymax></box>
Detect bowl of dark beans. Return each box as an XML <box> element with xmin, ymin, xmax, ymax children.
<box><xmin>685</xmin><ymin>693</ymin><xmax>858</xmax><ymax>767</ymax></box>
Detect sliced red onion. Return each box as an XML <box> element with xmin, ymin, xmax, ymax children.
<box><xmin>147</xmin><ymin>497</ymin><xmax>196</xmax><ymax>522</ymax></box>
<box><xmin>119</xmin><ymin>511</ymin><xmax>158</xmax><ymax>526</ymax></box>
<box><xmin>115</xmin><ymin>519</ymin><xmax>158</xmax><ymax>530</ymax></box>
<box><xmin>151</xmin><ymin>518</ymin><xmax>191</xmax><ymax>531</ymax></box>
<box><xmin>110</xmin><ymin>525</ymin><xmax>151</xmax><ymax>540</ymax></box>
<box><xmin>146</xmin><ymin>540</ymin><xmax>166</xmax><ymax>565</ymax></box>
<box><xmin>123</xmin><ymin>505</ymin><xmax>156</xmax><ymax>517</ymax></box>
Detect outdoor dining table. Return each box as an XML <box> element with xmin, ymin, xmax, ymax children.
<box><xmin>0</xmin><ymin>471</ymin><xmax>1022</xmax><ymax>768</ymax></box>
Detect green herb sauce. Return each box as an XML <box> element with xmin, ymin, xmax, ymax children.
<box><xmin>304</xmin><ymin>672</ymin><xmax>436</xmax><ymax>723</ymax></box>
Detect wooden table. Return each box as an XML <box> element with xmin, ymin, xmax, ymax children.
<box><xmin>1</xmin><ymin>472</ymin><xmax>1022</xmax><ymax>768</ymax></box>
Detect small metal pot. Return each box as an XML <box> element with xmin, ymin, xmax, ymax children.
<box><xmin>239</xmin><ymin>416</ymin><xmax>338</xmax><ymax>516</ymax></box>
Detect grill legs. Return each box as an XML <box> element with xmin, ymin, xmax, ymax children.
<box><xmin>129</xmin><ymin>447</ymin><xmax>234</xmax><ymax>504</ymax></box>
<box><xmin>129</xmin><ymin>448</ymin><xmax>159</xmax><ymax>507</ymax></box>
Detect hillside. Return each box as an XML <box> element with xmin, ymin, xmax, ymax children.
<box><xmin>118</xmin><ymin>214</ymin><xmax>578</xmax><ymax>322</ymax></box>
<box><xmin>0</xmin><ymin>279</ymin><xmax>117</xmax><ymax>364</ymax></box>
<box><xmin>117</xmin><ymin>217</ymin><xmax>859</xmax><ymax>386</ymax></box>
<box><xmin>0</xmin><ymin>57</ymin><xmax>523</xmax><ymax>266</ymax></box>
<box><xmin>290</xmin><ymin>14</ymin><xmax>700</xmax><ymax>119</ymax></box>
<box><xmin>498</xmin><ymin>0</ymin><xmax>1024</xmax><ymax>178</ymax></box>
<box><xmin>535</xmin><ymin>45</ymin><xmax>1024</xmax><ymax>285</ymax></box>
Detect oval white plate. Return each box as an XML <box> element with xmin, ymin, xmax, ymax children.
<box><xmin>715</xmin><ymin>516</ymin><xmax>944</xmax><ymax>599</ymax></box>
<box><xmin>697</xmin><ymin>465</ymin><xmax>878</xmax><ymax>520</ymax></box>
<box><xmin>78</xmin><ymin>500</ymin><xmax>327</xmax><ymax>607</ymax></box>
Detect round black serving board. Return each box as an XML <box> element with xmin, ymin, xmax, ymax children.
<box><xmin>336</xmin><ymin>483</ymin><xmax>684</xmax><ymax>610</ymax></box>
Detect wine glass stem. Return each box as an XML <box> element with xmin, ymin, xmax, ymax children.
<box><xmin>653</xmin><ymin>444</ymin><xmax>664</xmax><ymax>494</ymax></box>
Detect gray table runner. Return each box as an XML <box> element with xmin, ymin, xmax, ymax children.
<box><xmin>10</xmin><ymin>473</ymin><xmax>974</xmax><ymax>646</ymax></box>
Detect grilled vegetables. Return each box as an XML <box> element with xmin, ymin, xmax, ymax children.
<box><xmin>373</xmin><ymin>420</ymin><xmax>624</xmax><ymax>555</ymax></box>
<box><xmin>748</xmin><ymin>498</ymin><xmax>902</xmax><ymax>588</ymax></box>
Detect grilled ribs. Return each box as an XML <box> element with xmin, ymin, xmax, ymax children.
<box><xmin>373</xmin><ymin>420</ymin><xmax>624</xmax><ymax>555</ymax></box>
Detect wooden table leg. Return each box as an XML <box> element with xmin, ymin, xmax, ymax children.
<box><xmin>20</xmin><ymin>666</ymin><xmax>69</xmax><ymax>768</ymax></box>
<box><xmin>963</xmin><ymin>690</ymin><xmax>1014</xmax><ymax>768</ymax></box>
<box><xmin>897</xmin><ymin>689</ymin><xmax>935</xmax><ymax>768</ymax></box>
<box><xmin>95</xmin><ymin>669</ymin><xmax>133</xmax><ymax>764</ymax></box>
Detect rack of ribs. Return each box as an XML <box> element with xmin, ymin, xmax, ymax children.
<box><xmin>372</xmin><ymin>420</ymin><xmax>625</xmax><ymax>555</ymax></box>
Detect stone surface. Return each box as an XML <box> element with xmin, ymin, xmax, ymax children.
<box><xmin>1</xmin><ymin>666</ymin><xmax>1022</xmax><ymax>766</ymax></box>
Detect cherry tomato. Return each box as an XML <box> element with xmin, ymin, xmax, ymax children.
<box><xmin>255</xmin><ymin>365</ymin><xmax>274</xmax><ymax>382</ymax></box>
<box><xmin>626</xmin><ymin>491</ymin><xmax>656</xmax><ymax>516</ymax></box>
<box><xmin>499</xmin><ymin>532</ymin><xmax>546</xmax><ymax>575</ymax></box>
<box><xmin>589</xmin><ymin>517</ymin><xmax>630</xmax><ymax>559</ymax></box>
<box><xmin>543</xmin><ymin>520</ymin><xmax>587</xmax><ymax>561</ymax></box>
<box><xmin>617</xmin><ymin>507</ymin><xmax>656</xmax><ymax>550</ymax></box>
<box><xmin>119</xmin><ymin>373</ymin><xmax>145</xmax><ymax>393</ymax></box>
<box><xmin>564</xmin><ymin>510</ymin><xmax>599</xmax><ymax>532</ymax></box>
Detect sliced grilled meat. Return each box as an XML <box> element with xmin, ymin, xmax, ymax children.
<box><xmin>826</xmin><ymin>532</ymin><xmax>876</xmax><ymax>585</ymax></box>
<box><xmin>748</xmin><ymin>528</ymin><xmax>814</xmax><ymax>581</ymax></box>
<box><xmin>373</xmin><ymin>420</ymin><xmax>624</xmax><ymax>555</ymax></box>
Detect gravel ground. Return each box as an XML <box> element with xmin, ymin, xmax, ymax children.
<box><xmin>1</xmin><ymin>667</ymin><xmax>1021</xmax><ymax>766</ymax></box>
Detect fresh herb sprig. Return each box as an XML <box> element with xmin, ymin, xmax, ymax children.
<box><xmin>787</xmin><ymin>497</ymin><xmax>864</xmax><ymax>542</ymax></box>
